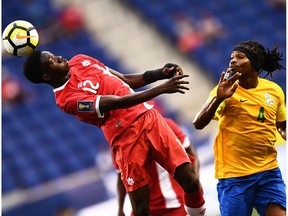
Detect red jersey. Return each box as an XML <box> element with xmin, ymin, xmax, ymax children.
<box><xmin>53</xmin><ymin>54</ymin><xmax>153</xmax><ymax>144</ymax></box>
<box><xmin>148</xmin><ymin>118</ymin><xmax>189</xmax><ymax>214</ymax></box>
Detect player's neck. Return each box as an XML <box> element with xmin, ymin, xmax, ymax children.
<box><xmin>239</xmin><ymin>76</ymin><xmax>258</xmax><ymax>89</ymax></box>
<box><xmin>51</xmin><ymin>74</ymin><xmax>71</xmax><ymax>89</ymax></box>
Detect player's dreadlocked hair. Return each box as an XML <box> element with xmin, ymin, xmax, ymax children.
<box><xmin>233</xmin><ymin>41</ymin><xmax>285</xmax><ymax>77</ymax></box>
<box><xmin>23</xmin><ymin>50</ymin><xmax>44</xmax><ymax>84</ymax></box>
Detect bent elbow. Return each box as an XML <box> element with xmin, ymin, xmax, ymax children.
<box><xmin>193</xmin><ymin>120</ymin><xmax>205</xmax><ymax>130</ymax></box>
<box><xmin>193</xmin><ymin>123</ymin><xmax>204</xmax><ymax>130</ymax></box>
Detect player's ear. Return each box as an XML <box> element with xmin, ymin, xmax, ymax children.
<box><xmin>41</xmin><ymin>73</ymin><xmax>51</xmax><ymax>81</ymax></box>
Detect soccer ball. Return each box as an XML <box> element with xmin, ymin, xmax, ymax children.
<box><xmin>2</xmin><ymin>20</ymin><xmax>39</xmax><ymax>57</ymax></box>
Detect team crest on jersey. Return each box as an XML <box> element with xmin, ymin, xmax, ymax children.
<box><xmin>77</xmin><ymin>101</ymin><xmax>94</xmax><ymax>112</ymax></box>
<box><xmin>264</xmin><ymin>92</ymin><xmax>274</xmax><ymax>105</ymax></box>
<box><xmin>82</xmin><ymin>60</ymin><xmax>91</xmax><ymax>66</ymax></box>
<box><xmin>127</xmin><ymin>177</ymin><xmax>134</xmax><ymax>186</ymax></box>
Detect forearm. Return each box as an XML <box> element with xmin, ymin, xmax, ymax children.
<box><xmin>110</xmin><ymin>68</ymin><xmax>164</xmax><ymax>89</ymax></box>
<box><xmin>100</xmin><ymin>86</ymin><xmax>162</xmax><ymax>112</ymax></box>
<box><xmin>124</xmin><ymin>68</ymin><xmax>165</xmax><ymax>89</ymax></box>
<box><xmin>100</xmin><ymin>74</ymin><xmax>189</xmax><ymax>112</ymax></box>
<box><xmin>110</xmin><ymin>64</ymin><xmax>180</xmax><ymax>89</ymax></box>
<box><xmin>193</xmin><ymin>96</ymin><xmax>223</xmax><ymax>129</ymax></box>
<box><xmin>121</xmin><ymin>73</ymin><xmax>147</xmax><ymax>89</ymax></box>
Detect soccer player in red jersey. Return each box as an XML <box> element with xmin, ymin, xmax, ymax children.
<box><xmin>116</xmin><ymin>117</ymin><xmax>200</xmax><ymax>216</ymax></box>
<box><xmin>23</xmin><ymin>50</ymin><xmax>206</xmax><ymax>216</ymax></box>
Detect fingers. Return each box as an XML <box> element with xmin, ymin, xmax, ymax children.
<box><xmin>220</xmin><ymin>70</ymin><xmax>241</xmax><ymax>84</ymax></box>
<box><xmin>175</xmin><ymin>75</ymin><xmax>190</xmax><ymax>93</ymax></box>
<box><xmin>162</xmin><ymin>72</ymin><xmax>189</xmax><ymax>94</ymax></box>
<box><xmin>231</xmin><ymin>81</ymin><xmax>239</xmax><ymax>92</ymax></box>
<box><xmin>174</xmin><ymin>74</ymin><xmax>189</xmax><ymax>79</ymax></box>
<box><xmin>219</xmin><ymin>71</ymin><xmax>226</xmax><ymax>83</ymax></box>
<box><xmin>163</xmin><ymin>63</ymin><xmax>184</xmax><ymax>77</ymax></box>
<box><xmin>178</xmin><ymin>85</ymin><xmax>190</xmax><ymax>93</ymax></box>
<box><xmin>229</xmin><ymin>72</ymin><xmax>241</xmax><ymax>82</ymax></box>
<box><xmin>175</xmin><ymin>66</ymin><xmax>183</xmax><ymax>75</ymax></box>
<box><xmin>223</xmin><ymin>71</ymin><xmax>230</xmax><ymax>80</ymax></box>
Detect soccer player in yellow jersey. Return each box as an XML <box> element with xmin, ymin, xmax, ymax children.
<box><xmin>193</xmin><ymin>41</ymin><xmax>286</xmax><ymax>216</ymax></box>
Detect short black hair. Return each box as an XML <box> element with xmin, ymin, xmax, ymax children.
<box><xmin>23</xmin><ymin>50</ymin><xmax>44</xmax><ymax>83</ymax></box>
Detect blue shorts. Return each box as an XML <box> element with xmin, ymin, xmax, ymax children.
<box><xmin>217</xmin><ymin>168</ymin><xmax>286</xmax><ymax>216</ymax></box>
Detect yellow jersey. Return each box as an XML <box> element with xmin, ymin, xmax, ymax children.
<box><xmin>209</xmin><ymin>78</ymin><xmax>286</xmax><ymax>179</ymax></box>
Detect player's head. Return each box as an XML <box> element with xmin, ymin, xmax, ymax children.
<box><xmin>233</xmin><ymin>41</ymin><xmax>285</xmax><ymax>77</ymax></box>
<box><xmin>23</xmin><ymin>50</ymin><xmax>70</xmax><ymax>85</ymax></box>
<box><xmin>23</xmin><ymin>50</ymin><xmax>43</xmax><ymax>83</ymax></box>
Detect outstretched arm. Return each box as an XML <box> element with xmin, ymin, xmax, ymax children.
<box><xmin>193</xmin><ymin>70</ymin><xmax>241</xmax><ymax>129</ymax></box>
<box><xmin>99</xmin><ymin>74</ymin><xmax>189</xmax><ymax>113</ymax></box>
<box><xmin>109</xmin><ymin>63</ymin><xmax>183</xmax><ymax>89</ymax></box>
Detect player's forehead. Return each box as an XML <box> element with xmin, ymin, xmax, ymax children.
<box><xmin>40</xmin><ymin>51</ymin><xmax>54</xmax><ymax>62</ymax></box>
<box><xmin>231</xmin><ymin>50</ymin><xmax>246</xmax><ymax>57</ymax></box>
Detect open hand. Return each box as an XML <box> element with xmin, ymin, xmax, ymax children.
<box><xmin>159</xmin><ymin>74</ymin><xmax>190</xmax><ymax>94</ymax></box>
<box><xmin>217</xmin><ymin>70</ymin><xmax>241</xmax><ymax>100</ymax></box>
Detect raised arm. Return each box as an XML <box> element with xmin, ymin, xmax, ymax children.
<box><xmin>193</xmin><ymin>71</ymin><xmax>241</xmax><ymax>130</ymax></box>
<box><xmin>109</xmin><ymin>63</ymin><xmax>183</xmax><ymax>89</ymax></box>
<box><xmin>99</xmin><ymin>74</ymin><xmax>189</xmax><ymax>113</ymax></box>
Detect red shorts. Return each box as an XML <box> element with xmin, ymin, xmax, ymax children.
<box><xmin>112</xmin><ymin>109</ymin><xmax>191</xmax><ymax>192</ymax></box>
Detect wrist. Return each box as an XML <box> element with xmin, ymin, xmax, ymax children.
<box><xmin>214</xmin><ymin>96</ymin><xmax>225</xmax><ymax>103</ymax></box>
<box><xmin>143</xmin><ymin>68</ymin><xmax>165</xmax><ymax>84</ymax></box>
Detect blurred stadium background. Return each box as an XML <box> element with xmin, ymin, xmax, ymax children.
<box><xmin>2</xmin><ymin>0</ymin><xmax>286</xmax><ymax>215</ymax></box>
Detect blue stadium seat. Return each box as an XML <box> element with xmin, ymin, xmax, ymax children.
<box><xmin>124</xmin><ymin>0</ymin><xmax>286</xmax><ymax>92</ymax></box>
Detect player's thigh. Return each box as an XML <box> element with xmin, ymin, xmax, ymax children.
<box><xmin>264</xmin><ymin>203</ymin><xmax>286</xmax><ymax>216</ymax></box>
<box><xmin>254</xmin><ymin>168</ymin><xmax>286</xmax><ymax>216</ymax></box>
<box><xmin>114</xmin><ymin>140</ymin><xmax>151</xmax><ymax>193</ymax></box>
<box><xmin>217</xmin><ymin>178</ymin><xmax>254</xmax><ymax>216</ymax></box>
<box><xmin>147</xmin><ymin>115</ymin><xmax>190</xmax><ymax>176</ymax></box>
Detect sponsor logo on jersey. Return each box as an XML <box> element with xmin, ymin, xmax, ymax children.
<box><xmin>77</xmin><ymin>101</ymin><xmax>94</xmax><ymax>112</ymax></box>
<box><xmin>240</xmin><ymin>99</ymin><xmax>248</xmax><ymax>102</ymax></box>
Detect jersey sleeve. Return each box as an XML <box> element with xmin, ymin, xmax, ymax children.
<box><xmin>276</xmin><ymin>85</ymin><xmax>286</xmax><ymax>122</ymax></box>
<box><xmin>63</xmin><ymin>91</ymin><xmax>107</xmax><ymax>126</ymax></box>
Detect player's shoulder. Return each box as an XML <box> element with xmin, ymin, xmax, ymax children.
<box><xmin>259</xmin><ymin>78</ymin><xmax>283</xmax><ymax>91</ymax></box>
<box><xmin>70</xmin><ymin>54</ymin><xmax>93</xmax><ymax>61</ymax></box>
